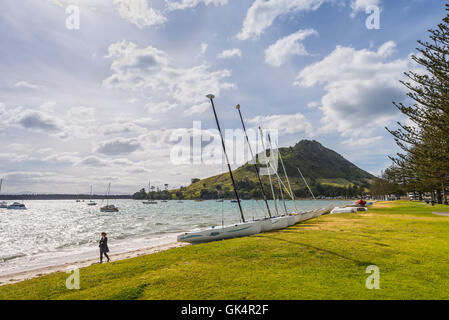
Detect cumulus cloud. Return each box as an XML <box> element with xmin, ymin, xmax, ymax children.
<box><xmin>295</xmin><ymin>41</ymin><xmax>409</xmax><ymax>136</ymax></box>
<box><xmin>103</xmin><ymin>41</ymin><xmax>235</xmax><ymax>104</ymax></box>
<box><xmin>265</xmin><ymin>29</ymin><xmax>317</xmax><ymax>67</ymax></box>
<box><xmin>167</xmin><ymin>0</ymin><xmax>228</xmax><ymax>11</ymax></box>
<box><xmin>248</xmin><ymin>113</ymin><xmax>313</xmax><ymax>135</ymax></box>
<box><xmin>217</xmin><ymin>48</ymin><xmax>242</xmax><ymax>59</ymax></box>
<box><xmin>95</xmin><ymin>137</ymin><xmax>142</xmax><ymax>155</ymax></box>
<box><xmin>114</xmin><ymin>0</ymin><xmax>167</xmax><ymax>28</ymax></box>
<box><xmin>236</xmin><ymin>0</ymin><xmax>324</xmax><ymax>41</ymax></box>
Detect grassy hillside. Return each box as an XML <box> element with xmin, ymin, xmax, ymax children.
<box><xmin>2</xmin><ymin>201</ymin><xmax>449</xmax><ymax>299</ymax></box>
<box><xmin>176</xmin><ymin>140</ymin><xmax>374</xmax><ymax>199</ymax></box>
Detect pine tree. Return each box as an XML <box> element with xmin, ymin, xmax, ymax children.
<box><xmin>387</xmin><ymin>3</ymin><xmax>449</xmax><ymax>204</ymax></box>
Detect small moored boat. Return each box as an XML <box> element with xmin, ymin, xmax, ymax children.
<box><xmin>100</xmin><ymin>183</ymin><xmax>118</xmax><ymax>213</ymax></box>
<box><xmin>100</xmin><ymin>204</ymin><xmax>119</xmax><ymax>212</ymax></box>
<box><xmin>7</xmin><ymin>202</ymin><xmax>27</xmax><ymax>210</ymax></box>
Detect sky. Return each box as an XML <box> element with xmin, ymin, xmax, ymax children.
<box><xmin>0</xmin><ymin>0</ymin><xmax>445</xmax><ymax>194</ymax></box>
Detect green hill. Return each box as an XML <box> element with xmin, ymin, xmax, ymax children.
<box><xmin>172</xmin><ymin>140</ymin><xmax>374</xmax><ymax>200</ymax></box>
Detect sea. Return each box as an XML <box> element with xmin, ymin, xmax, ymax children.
<box><xmin>0</xmin><ymin>199</ymin><xmax>352</xmax><ymax>276</ymax></box>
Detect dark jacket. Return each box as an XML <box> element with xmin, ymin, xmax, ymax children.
<box><xmin>99</xmin><ymin>237</ymin><xmax>109</xmax><ymax>252</ymax></box>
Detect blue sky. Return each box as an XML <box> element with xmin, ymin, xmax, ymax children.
<box><xmin>0</xmin><ymin>0</ymin><xmax>445</xmax><ymax>194</ymax></box>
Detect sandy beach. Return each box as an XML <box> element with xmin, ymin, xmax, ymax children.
<box><xmin>0</xmin><ymin>241</ymin><xmax>189</xmax><ymax>287</ymax></box>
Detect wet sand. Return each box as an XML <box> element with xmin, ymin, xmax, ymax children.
<box><xmin>0</xmin><ymin>242</ymin><xmax>189</xmax><ymax>287</ymax></box>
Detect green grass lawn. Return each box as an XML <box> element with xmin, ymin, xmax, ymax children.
<box><xmin>2</xmin><ymin>200</ymin><xmax>449</xmax><ymax>300</ymax></box>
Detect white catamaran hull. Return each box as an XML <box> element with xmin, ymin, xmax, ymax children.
<box><xmin>177</xmin><ymin>221</ymin><xmax>262</xmax><ymax>244</ymax></box>
<box><xmin>286</xmin><ymin>215</ymin><xmax>296</xmax><ymax>226</ymax></box>
<box><xmin>257</xmin><ymin>218</ymin><xmax>273</xmax><ymax>232</ymax></box>
<box><xmin>270</xmin><ymin>216</ymin><xmax>289</xmax><ymax>230</ymax></box>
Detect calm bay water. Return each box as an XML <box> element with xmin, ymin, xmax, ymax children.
<box><xmin>0</xmin><ymin>199</ymin><xmax>351</xmax><ymax>275</ymax></box>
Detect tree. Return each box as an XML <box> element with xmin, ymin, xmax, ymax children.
<box><xmin>387</xmin><ymin>3</ymin><xmax>449</xmax><ymax>204</ymax></box>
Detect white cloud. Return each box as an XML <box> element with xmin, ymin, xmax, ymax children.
<box><xmin>184</xmin><ymin>102</ymin><xmax>210</xmax><ymax>115</ymax></box>
<box><xmin>114</xmin><ymin>0</ymin><xmax>167</xmax><ymax>28</ymax></box>
<box><xmin>167</xmin><ymin>0</ymin><xmax>228</xmax><ymax>11</ymax></box>
<box><xmin>265</xmin><ymin>29</ymin><xmax>317</xmax><ymax>67</ymax></box>
<box><xmin>350</xmin><ymin>0</ymin><xmax>380</xmax><ymax>17</ymax></box>
<box><xmin>200</xmin><ymin>42</ymin><xmax>208</xmax><ymax>55</ymax></box>
<box><xmin>307</xmin><ymin>101</ymin><xmax>320</xmax><ymax>109</ymax></box>
<box><xmin>103</xmin><ymin>41</ymin><xmax>235</xmax><ymax>104</ymax></box>
<box><xmin>99</xmin><ymin>122</ymin><xmax>147</xmax><ymax>136</ymax></box>
<box><xmin>217</xmin><ymin>48</ymin><xmax>243</xmax><ymax>59</ymax></box>
<box><xmin>236</xmin><ymin>0</ymin><xmax>324</xmax><ymax>41</ymax></box>
<box><xmin>248</xmin><ymin>113</ymin><xmax>313</xmax><ymax>135</ymax></box>
<box><xmin>341</xmin><ymin>136</ymin><xmax>383</xmax><ymax>146</ymax></box>
<box><xmin>95</xmin><ymin>137</ymin><xmax>142</xmax><ymax>155</ymax></box>
<box><xmin>144</xmin><ymin>101</ymin><xmax>178</xmax><ymax>114</ymax></box>
<box><xmin>295</xmin><ymin>41</ymin><xmax>409</xmax><ymax>136</ymax></box>
<box><xmin>14</xmin><ymin>81</ymin><xmax>45</xmax><ymax>91</ymax></box>
<box><xmin>68</xmin><ymin>106</ymin><xmax>96</xmax><ymax>118</ymax></box>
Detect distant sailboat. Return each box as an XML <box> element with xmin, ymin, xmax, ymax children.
<box><xmin>100</xmin><ymin>183</ymin><xmax>118</xmax><ymax>212</ymax></box>
<box><xmin>0</xmin><ymin>179</ymin><xmax>7</xmax><ymax>208</ymax></box>
<box><xmin>87</xmin><ymin>185</ymin><xmax>97</xmax><ymax>206</ymax></box>
<box><xmin>143</xmin><ymin>180</ymin><xmax>157</xmax><ymax>204</ymax></box>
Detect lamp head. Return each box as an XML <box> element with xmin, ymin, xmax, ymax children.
<box><xmin>236</xmin><ymin>104</ymin><xmax>240</xmax><ymax>110</ymax></box>
<box><xmin>206</xmin><ymin>94</ymin><xmax>215</xmax><ymax>100</ymax></box>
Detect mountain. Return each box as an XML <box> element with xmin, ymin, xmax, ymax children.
<box><xmin>135</xmin><ymin>140</ymin><xmax>375</xmax><ymax>200</ymax></box>
<box><xmin>181</xmin><ymin>140</ymin><xmax>375</xmax><ymax>199</ymax></box>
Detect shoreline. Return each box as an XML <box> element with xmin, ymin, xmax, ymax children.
<box><xmin>0</xmin><ymin>241</ymin><xmax>189</xmax><ymax>287</ymax></box>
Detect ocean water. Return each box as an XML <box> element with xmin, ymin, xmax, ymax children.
<box><xmin>0</xmin><ymin>199</ymin><xmax>352</xmax><ymax>275</ymax></box>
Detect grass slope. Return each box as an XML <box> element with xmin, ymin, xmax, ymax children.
<box><xmin>2</xmin><ymin>201</ymin><xmax>449</xmax><ymax>300</ymax></box>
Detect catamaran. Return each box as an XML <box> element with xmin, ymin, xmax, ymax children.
<box><xmin>235</xmin><ymin>104</ymin><xmax>274</xmax><ymax>232</ymax></box>
<box><xmin>0</xmin><ymin>179</ymin><xmax>7</xmax><ymax>208</ymax></box>
<box><xmin>257</xmin><ymin>126</ymin><xmax>292</xmax><ymax>230</ymax></box>
<box><xmin>100</xmin><ymin>183</ymin><xmax>119</xmax><ymax>212</ymax></box>
<box><xmin>178</xmin><ymin>95</ymin><xmax>262</xmax><ymax>244</ymax></box>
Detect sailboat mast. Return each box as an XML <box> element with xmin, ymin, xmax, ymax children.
<box><xmin>0</xmin><ymin>179</ymin><xmax>2</xmax><ymax>194</ymax></box>
<box><xmin>266</xmin><ymin>134</ymin><xmax>288</xmax><ymax>214</ymax></box>
<box><xmin>236</xmin><ymin>105</ymin><xmax>272</xmax><ymax>218</ymax></box>
<box><xmin>297</xmin><ymin>167</ymin><xmax>316</xmax><ymax>200</ymax></box>
<box><xmin>106</xmin><ymin>183</ymin><xmax>111</xmax><ymax>206</ymax></box>
<box><xmin>268</xmin><ymin>134</ymin><xmax>298</xmax><ymax>213</ymax></box>
<box><xmin>207</xmin><ymin>95</ymin><xmax>246</xmax><ymax>223</ymax></box>
<box><xmin>258</xmin><ymin>127</ymin><xmax>279</xmax><ymax>216</ymax></box>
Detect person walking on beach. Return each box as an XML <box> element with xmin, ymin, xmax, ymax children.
<box><xmin>99</xmin><ymin>232</ymin><xmax>110</xmax><ymax>263</ymax></box>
